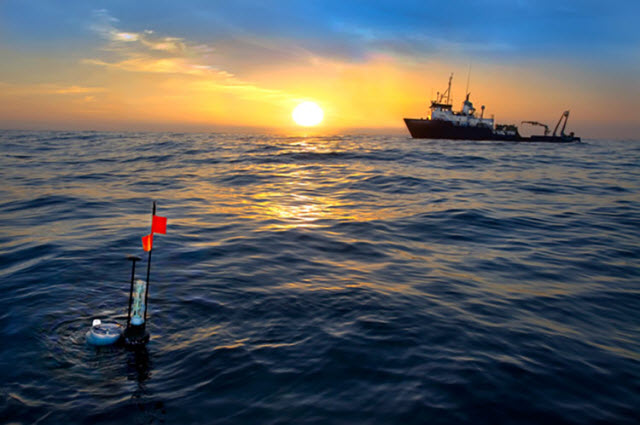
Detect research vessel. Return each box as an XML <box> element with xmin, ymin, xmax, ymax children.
<box><xmin>403</xmin><ymin>74</ymin><xmax>580</xmax><ymax>142</ymax></box>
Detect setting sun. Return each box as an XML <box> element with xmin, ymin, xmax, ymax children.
<box><xmin>292</xmin><ymin>101</ymin><xmax>324</xmax><ymax>127</ymax></box>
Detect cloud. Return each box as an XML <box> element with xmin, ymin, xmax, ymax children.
<box><xmin>52</xmin><ymin>85</ymin><xmax>107</xmax><ymax>95</ymax></box>
<box><xmin>113</xmin><ymin>32</ymin><xmax>139</xmax><ymax>42</ymax></box>
<box><xmin>0</xmin><ymin>82</ymin><xmax>107</xmax><ymax>96</ymax></box>
<box><xmin>90</xmin><ymin>9</ymin><xmax>186</xmax><ymax>54</ymax></box>
<box><xmin>82</xmin><ymin>57</ymin><xmax>207</xmax><ymax>76</ymax></box>
<box><xmin>89</xmin><ymin>9</ymin><xmax>121</xmax><ymax>41</ymax></box>
<box><xmin>83</xmin><ymin>9</ymin><xmax>303</xmax><ymax>105</ymax></box>
<box><xmin>85</xmin><ymin>10</ymin><xmax>217</xmax><ymax>75</ymax></box>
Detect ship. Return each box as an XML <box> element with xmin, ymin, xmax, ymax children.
<box><xmin>404</xmin><ymin>74</ymin><xmax>580</xmax><ymax>142</ymax></box>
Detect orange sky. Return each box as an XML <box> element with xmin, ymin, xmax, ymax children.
<box><xmin>1</xmin><ymin>4</ymin><xmax>638</xmax><ymax>138</ymax></box>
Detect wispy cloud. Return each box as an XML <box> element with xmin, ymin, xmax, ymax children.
<box><xmin>82</xmin><ymin>57</ymin><xmax>215</xmax><ymax>76</ymax></box>
<box><xmin>51</xmin><ymin>85</ymin><xmax>107</xmax><ymax>95</ymax></box>
<box><xmin>89</xmin><ymin>9</ymin><xmax>123</xmax><ymax>41</ymax></box>
<box><xmin>0</xmin><ymin>82</ymin><xmax>107</xmax><ymax>96</ymax></box>
<box><xmin>89</xmin><ymin>10</ymin><xmax>190</xmax><ymax>56</ymax></box>
<box><xmin>84</xmin><ymin>9</ymin><xmax>300</xmax><ymax>104</ymax></box>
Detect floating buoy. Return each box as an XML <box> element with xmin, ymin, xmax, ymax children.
<box><xmin>86</xmin><ymin>319</ymin><xmax>123</xmax><ymax>346</ymax></box>
<box><xmin>84</xmin><ymin>201</ymin><xmax>167</xmax><ymax>348</ymax></box>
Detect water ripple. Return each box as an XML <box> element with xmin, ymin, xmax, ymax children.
<box><xmin>0</xmin><ymin>131</ymin><xmax>639</xmax><ymax>424</ymax></box>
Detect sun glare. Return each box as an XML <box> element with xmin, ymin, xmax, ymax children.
<box><xmin>292</xmin><ymin>101</ymin><xmax>324</xmax><ymax>126</ymax></box>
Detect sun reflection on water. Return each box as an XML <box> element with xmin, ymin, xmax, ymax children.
<box><xmin>225</xmin><ymin>138</ymin><xmax>373</xmax><ymax>230</ymax></box>
<box><xmin>256</xmin><ymin>192</ymin><xmax>329</xmax><ymax>228</ymax></box>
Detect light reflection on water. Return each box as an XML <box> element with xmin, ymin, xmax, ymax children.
<box><xmin>0</xmin><ymin>131</ymin><xmax>639</xmax><ymax>424</ymax></box>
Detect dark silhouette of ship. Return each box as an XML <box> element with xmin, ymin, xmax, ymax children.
<box><xmin>404</xmin><ymin>74</ymin><xmax>580</xmax><ymax>142</ymax></box>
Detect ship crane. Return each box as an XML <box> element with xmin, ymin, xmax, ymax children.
<box><xmin>521</xmin><ymin>120</ymin><xmax>550</xmax><ymax>136</ymax></box>
<box><xmin>553</xmin><ymin>110</ymin><xmax>571</xmax><ymax>137</ymax></box>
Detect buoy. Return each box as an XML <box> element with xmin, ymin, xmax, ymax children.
<box><xmin>85</xmin><ymin>201</ymin><xmax>167</xmax><ymax>348</ymax></box>
<box><xmin>86</xmin><ymin>319</ymin><xmax>123</xmax><ymax>346</ymax></box>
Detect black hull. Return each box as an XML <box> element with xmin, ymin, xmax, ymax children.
<box><xmin>404</xmin><ymin>118</ymin><xmax>580</xmax><ymax>142</ymax></box>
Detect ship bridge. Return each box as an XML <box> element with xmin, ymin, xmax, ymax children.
<box><xmin>427</xmin><ymin>75</ymin><xmax>493</xmax><ymax>128</ymax></box>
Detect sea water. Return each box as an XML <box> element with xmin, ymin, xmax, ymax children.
<box><xmin>1</xmin><ymin>130</ymin><xmax>639</xmax><ymax>424</ymax></box>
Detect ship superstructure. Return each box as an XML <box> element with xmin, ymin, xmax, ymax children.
<box><xmin>428</xmin><ymin>73</ymin><xmax>494</xmax><ymax>129</ymax></box>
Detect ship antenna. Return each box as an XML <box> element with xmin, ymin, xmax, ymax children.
<box><xmin>465</xmin><ymin>63</ymin><xmax>472</xmax><ymax>96</ymax></box>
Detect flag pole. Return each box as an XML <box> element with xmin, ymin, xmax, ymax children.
<box><xmin>143</xmin><ymin>201</ymin><xmax>155</xmax><ymax>325</ymax></box>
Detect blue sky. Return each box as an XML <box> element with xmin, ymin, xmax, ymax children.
<box><xmin>2</xmin><ymin>0</ymin><xmax>637</xmax><ymax>66</ymax></box>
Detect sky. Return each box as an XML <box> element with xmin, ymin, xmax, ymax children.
<box><xmin>0</xmin><ymin>0</ymin><xmax>638</xmax><ymax>138</ymax></box>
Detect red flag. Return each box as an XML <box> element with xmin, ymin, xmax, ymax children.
<box><xmin>152</xmin><ymin>215</ymin><xmax>167</xmax><ymax>234</ymax></box>
<box><xmin>142</xmin><ymin>234</ymin><xmax>153</xmax><ymax>252</ymax></box>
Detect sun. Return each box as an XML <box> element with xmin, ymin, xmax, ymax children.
<box><xmin>292</xmin><ymin>101</ymin><xmax>324</xmax><ymax>126</ymax></box>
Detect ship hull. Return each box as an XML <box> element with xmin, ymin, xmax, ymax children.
<box><xmin>404</xmin><ymin>118</ymin><xmax>580</xmax><ymax>142</ymax></box>
<box><xmin>404</xmin><ymin>119</ymin><xmax>494</xmax><ymax>140</ymax></box>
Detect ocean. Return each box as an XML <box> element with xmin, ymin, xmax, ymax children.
<box><xmin>1</xmin><ymin>130</ymin><xmax>639</xmax><ymax>424</ymax></box>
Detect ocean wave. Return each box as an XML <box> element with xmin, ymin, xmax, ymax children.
<box><xmin>0</xmin><ymin>131</ymin><xmax>638</xmax><ymax>424</ymax></box>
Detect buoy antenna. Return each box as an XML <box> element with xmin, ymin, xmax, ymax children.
<box><xmin>143</xmin><ymin>201</ymin><xmax>156</xmax><ymax>324</ymax></box>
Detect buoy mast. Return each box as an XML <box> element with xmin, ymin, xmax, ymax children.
<box><xmin>124</xmin><ymin>201</ymin><xmax>167</xmax><ymax>346</ymax></box>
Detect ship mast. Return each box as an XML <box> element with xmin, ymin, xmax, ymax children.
<box><xmin>465</xmin><ymin>64</ymin><xmax>472</xmax><ymax>96</ymax></box>
<box><xmin>436</xmin><ymin>73</ymin><xmax>454</xmax><ymax>105</ymax></box>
